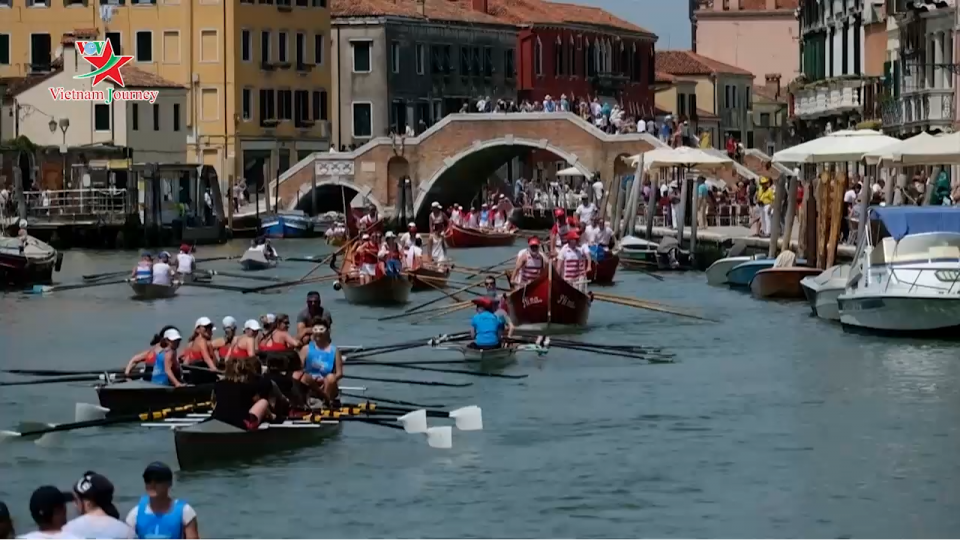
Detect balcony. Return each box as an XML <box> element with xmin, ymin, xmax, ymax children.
<box><xmin>882</xmin><ymin>100</ymin><xmax>903</xmax><ymax>127</ymax></box>
<box><xmin>792</xmin><ymin>77</ymin><xmax>866</xmax><ymax>119</ymax></box>
<box><xmin>590</xmin><ymin>72</ymin><xmax>629</xmax><ymax>92</ymax></box>
<box><xmin>903</xmin><ymin>90</ymin><xmax>955</xmax><ymax>126</ymax></box>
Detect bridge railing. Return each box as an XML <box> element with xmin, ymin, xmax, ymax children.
<box><xmin>636</xmin><ymin>203</ymin><xmax>752</xmax><ymax>229</ymax></box>
<box><xmin>22</xmin><ymin>189</ymin><xmax>130</xmax><ymax>221</ymax></box>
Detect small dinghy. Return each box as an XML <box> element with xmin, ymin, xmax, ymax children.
<box><xmin>240</xmin><ymin>248</ymin><xmax>278</xmax><ymax>271</ymax></box>
<box><xmin>129</xmin><ymin>281</ymin><xmax>180</xmax><ymax>300</ymax></box>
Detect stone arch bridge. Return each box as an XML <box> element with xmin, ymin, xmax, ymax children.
<box><xmin>273</xmin><ymin>112</ymin><xmax>664</xmax><ymax>218</ymax></box>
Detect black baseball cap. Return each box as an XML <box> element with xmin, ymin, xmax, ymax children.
<box><xmin>29</xmin><ymin>486</ymin><xmax>71</xmax><ymax>524</ymax></box>
<box><xmin>73</xmin><ymin>472</ymin><xmax>119</xmax><ymax>519</ymax></box>
<box><xmin>142</xmin><ymin>462</ymin><xmax>173</xmax><ymax>483</ymax></box>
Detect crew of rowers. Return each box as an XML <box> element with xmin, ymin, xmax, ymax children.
<box><xmin>512</xmin><ymin>204</ymin><xmax>614</xmax><ymax>292</ymax></box>
<box><xmin>350</xmin><ymin>203</ymin><xmax>449</xmax><ymax>284</ymax></box>
<box><xmin>447</xmin><ymin>195</ymin><xmax>516</xmax><ymax>233</ymax></box>
<box><xmin>247</xmin><ymin>236</ymin><xmax>279</xmax><ymax>260</ymax></box>
<box><xmin>131</xmin><ymin>245</ymin><xmax>196</xmax><ymax>286</ymax></box>
<box><xmin>123</xmin><ymin>292</ymin><xmax>343</xmax><ymax>431</ymax></box>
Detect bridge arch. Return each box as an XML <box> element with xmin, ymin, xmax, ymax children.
<box><xmin>412</xmin><ymin>137</ymin><xmax>594</xmax><ymax>216</ymax></box>
<box><xmin>285</xmin><ymin>177</ymin><xmax>386</xmax><ymax>216</ymax></box>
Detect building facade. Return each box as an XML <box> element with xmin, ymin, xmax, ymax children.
<box><xmin>0</xmin><ymin>0</ymin><xmax>332</xmax><ymax>192</ymax></box>
<box><xmin>752</xmin><ymin>74</ymin><xmax>789</xmax><ymax>154</ymax></box>
<box><xmin>655</xmin><ymin>50</ymin><xmax>754</xmax><ymax>147</ymax></box>
<box><xmin>693</xmin><ymin>0</ymin><xmax>800</xmax><ymax>86</ymax></box>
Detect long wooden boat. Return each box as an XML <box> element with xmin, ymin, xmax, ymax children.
<box><xmin>445</xmin><ymin>223</ymin><xmax>516</xmax><ymax>248</ymax></box>
<box><xmin>174</xmin><ymin>418</ymin><xmax>342</xmax><ymax>470</ymax></box>
<box><xmin>588</xmin><ymin>254</ymin><xmax>619</xmax><ymax>285</ymax></box>
<box><xmin>332</xmin><ymin>245</ymin><xmax>411</xmax><ymax>306</ymax></box>
<box><xmin>410</xmin><ymin>265</ymin><xmax>451</xmax><ymax>292</ymax></box>
<box><xmin>750</xmin><ymin>267</ymin><xmax>823</xmax><ymax>300</ymax></box>
<box><xmin>239</xmin><ymin>248</ymin><xmax>278</xmax><ymax>271</ymax></box>
<box><xmin>129</xmin><ymin>281</ymin><xmax>180</xmax><ymax>300</ymax></box>
<box><xmin>503</xmin><ymin>264</ymin><xmax>590</xmax><ymax>328</ymax></box>
<box><xmin>96</xmin><ymin>381</ymin><xmax>214</xmax><ymax>416</ymax></box>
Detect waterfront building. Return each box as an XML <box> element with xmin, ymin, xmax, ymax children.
<box><xmin>0</xmin><ymin>0</ymin><xmax>333</xmax><ymax>192</ymax></box>
<box><xmin>752</xmin><ymin>74</ymin><xmax>789</xmax><ymax>155</ymax></box>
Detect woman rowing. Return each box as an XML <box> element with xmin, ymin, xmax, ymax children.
<box><xmin>211</xmin><ymin>317</ymin><xmax>239</xmax><ymax>365</ymax></box>
<box><xmin>258</xmin><ymin>313</ymin><xmax>299</xmax><ymax>352</ymax></box>
<box><xmin>225</xmin><ymin>319</ymin><xmax>261</xmax><ymax>361</ymax></box>
<box><xmin>124</xmin><ymin>325</ymin><xmax>179</xmax><ymax>377</ymax></box>
<box><xmin>211</xmin><ymin>356</ymin><xmax>275</xmax><ymax>431</ymax></box>
<box><xmin>298</xmin><ymin>321</ymin><xmax>343</xmax><ymax>406</ymax></box>
<box><xmin>147</xmin><ymin>328</ymin><xmax>186</xmax><ymax>388</ymax></box>
<box><xmin>179</xmin><ymin>317</ymin><xmax>219</xmax><ymax>383</ymax></box>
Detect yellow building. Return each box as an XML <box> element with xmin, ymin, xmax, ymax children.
<box><xmin>0</xmin><ymin>0</ymin><xmax>332</xmax><ymax>192</ymax></box>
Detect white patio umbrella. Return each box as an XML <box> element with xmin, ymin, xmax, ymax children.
<box><xmin>773</xmin><ymin>129</ymin><xmax>900</xmax><ymax>164</ymax></box>
<box><xmin>891</xmin><ymin>131</ymin><xmax>960</xmax><ymax>165</ymax></box>
<box><xmin>556</xmin><ymin>166</ymin><xmax>585</xmax><ymax>177</ymax></box>
<box><xmin>628</xmin><ymin>146</ymin><xmax>732</xmax><ymax>171</ymax></box>
<box><xmin>863</xmin><ymin>132</ymin><xmax>935</xmax><ymax>165</ymax></box>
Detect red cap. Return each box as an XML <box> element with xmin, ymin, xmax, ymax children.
<box><xmin>180</xmin><ymin>244</ymin><xmax>191</xmax><ymax>252</ymax></box>
<box><xmin>528</xmin><ymin>236</ymin><xmax>540</xmax><ymax>246</ymax></box>
<box><xmin>566</xmin><ymin>231</ymin><xmax>580</xmax><ymax>241</ymax></box>
<box><xmin>554</xmin><ymin>208</ymin><xmax>565</xmax><ymax>217</ymax></box>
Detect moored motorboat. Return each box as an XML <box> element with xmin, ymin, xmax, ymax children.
<box><xmin>96</xmin><ymin>381</ymin><xmax>214</xmax><ymax>416</ymax></box>
<box><xmin>749</xmin><ymin>267</ymin><xmax>823</xmax><ymax>299</ymax></box>
<box><xmin>726</xmin><ymin>259</ymin><xmax>777</xmax><ymax>288</ymax></box>
<box><xmin>240</xmin><ymin>248</ymin><xmax>278</xmax><ymax>271</ymax></box>
<box><xmin>503</xmin><ymin>264</ymin><xmax>590</xmax><ymax>329</ymax></box>
<box><xmin>409</xmin><ymin>265</ymin><xmax>451</xmax><ymax>292</ymax></box>
<box><xmin>129</xmin><ymin>281</ymin><xmax>180</xmax><ymax>300</ymax></box>
<box><xmin>588</xmin><ymin>254</ymin><xmax>619</xmax><ymax>285</ymax></box>
<box><xmin>445</xmin><ymin>223</ymin><xmax>516</xmax><ymax>248</ymax></box>
<box><xmin>799</xmin><ymin>264</ymin><xmax>850</xmax><ymax>320</ymax></box>
<box><xmin>0</xmin><ymin>235</ymin><xmax>62</xmax><ymax>288</ymax></box>
<box><xmin>617</xmin><ymin>235</ymin><xmax>659</xmax><ymax>266</ymax></box>
<box><xmin>705</xmin><ymin>256</ymin><xmax>754</xmax><ymax>285</ymax></box>
<box><xmin>260</xmin><ymin>210</ymin><xmax>315</xmax><ymax>238</ymax></box>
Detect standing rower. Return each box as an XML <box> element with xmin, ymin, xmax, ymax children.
<box><xmin>428</xmin><ymin>202</ymin><xmax>448</xmax><ymax>233</ymax></box>
<box><xmin>356</xmin><ymin>205</ymin><xmax>379</xmax><ymax>232</ymax></box>
<box><xmin>549</xmin><ymin>209</ymin><xmax>574</xmax><ymax>251</ymax></box>
<box><xmin>174</xmin><ymin>244</ymin><xmax>195</xmax><ymax>280</ymax></box>
<box><xmin>555</xmin><ymin>231</ymin><xmax>591</xmax><ymax>292</ymax></box>
<box><xmin>126</xmin><ymin>462</ymin><xmax>199</xmax><ymax>539</ymax></box>
<box><xmin>398</xmin><ymin>222</ymin><xmax>417</xmax><ymax>249</ymax></box>
<box><xmin>405</xmin><ymin>236</ymin><xmax>424</xmax><ymax>270</ymax></box>
<box><xmin>466</xmin><ymin>207</ymin><xmax>479</xmax><ymax>228</ymax></box>
<box><xmin>355</xmin><ymin>233</ymin><xmax>379</xmax><ymax>284</ymax></box>
<box><xmin>512</xmin><ymin>236</ymin><xmax>546</xmax><ymax>285</ymax></box>
<box><xmin>478</xmin><ymin>204</ymin><xmax>491</xmax><ymax>229</ymax></box>
<box><xmin>379</xmin><ymin>232</ymin><xmax>403</xmax><ymax>276</ymax></box>
<box><xmin>450</xmin><ymin>204</ymin><xmax>463</xmax><ymax>226</ymax></box>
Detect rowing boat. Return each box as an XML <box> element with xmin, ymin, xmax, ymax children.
<box><xmin>240</xmin><ymin>248</ymin><xmax>278</xmax><ymax>271</ymax></box>
<box><xmin>173</xmin><ymin>418</ymin><xmax>342</xmax><ymax>470</ymax></box>
<box><xmin>409</xmin><ymin>265</ymin><xmax>451</xmax><ymax>292</ymax></box>
<box><xmin>129</xmin><ymin>281</ymin><xmax>180</xmax><ymax>300</ymax></box>
<box><xmin>432</xmin><ymin>342</ymin><xmax>548</xmax><ymax>368</ymax></box>
<box><xmin>96</xmin><ymin>381</ymin><xmax>214</xmax><ymax>416</ymax></box>
<box><xmin>332</xmin><ymin>244</ymin><xmax>412</xmax><ymax>305</ymax></box>
<box><xmin>444</xmin><ymin>224</ymin><xmax>516</xmax><ymax>248</ymax></box>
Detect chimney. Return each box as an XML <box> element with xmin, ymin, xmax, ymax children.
<box><xmin>471</xmin><ymin>0</ymin><xmax>487</xmax><ymax>13</ymax></box>
<box><xmin>764</xmin><ymin>73</ymin><xmax>781</xmax><ymax>100</ymax></box>
<box><xmin>765</xmin><ymin>0</ymin><xmax>776</xmax><ymax>9</ymax></box>
<box><xmin>730</xmin><ymin>0</ymin><xmax>739</xmax><ymax>10</ymax></box>
<box><xmin>416</xmin><ymin>0</ymin><xmax>425</xmax><ymax>16</ymax></box>
<box><xmin>60</xmin><ymin>34</ymin><xmax>78</xmax><ymax>75</ymax></box>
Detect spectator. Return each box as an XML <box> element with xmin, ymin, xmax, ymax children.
<box><xmin>20</xmin><ymin>487</ymin><xmax>73</xmax><ymax>539</ymax></box>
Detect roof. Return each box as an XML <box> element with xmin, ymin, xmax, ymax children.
<box><xmin>752</xmin><ymin>83</ymin><xmax>784</xmax><ymax>102</ymax></box>
<box><xmin>696</xmin><ymin>108</ymin><xmax>719</xmax><ymax>120</ymax></box>
<box><xmin>655</xmin><ymin>50</ymin><xmax>753</xmax><ymax>77</ymax></box>
<box><xmin>654</xmin><ymin>71</ymin><xmax>675</xmax><ymax>83</ymax></box>
<box><xmin>332</xmin><ymin>0</ymin><xmax>653</xmax><ymax>35</ymax></box>
<box><xmin>4</xmin><ymin>60</ymin><xmax>182</xmax><ymax>100</ymax></box>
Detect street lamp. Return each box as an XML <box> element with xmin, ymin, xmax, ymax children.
<box><xmin>49</xmin><ymin>117</ymin><xmax>70</xmax><ymax>189</ymax></box>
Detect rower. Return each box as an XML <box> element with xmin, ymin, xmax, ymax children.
<box><xmin>152</xmin><ymin>252</ymin><xmax>174</xmax><ymax>286</ymax></box>
<box><xmin>469</xmin><ymin>297</ymin><xmax>506</xmax><ymax>350</ymax></box>
<box><xmin>483</xmin><ymin>275</ymin><xmax>515</xmax><ymax>338</ymax></box>
<box><xmin>549</xmin><ymin>209</ymin><xmax>575</xmax><ymax>251</ymax></box>
<box><xmin>229</xmin><ymin>319</ymin><xmax>261</xmax><ymax>359</ymax></box>
<box><xmin>263</xmin><ymin>350</ymin><xmax>314</xmax><ymax>409</ymax></box>
<box><xmin>126</xmin><ymin>462</ymin><xmax>199</xmax><ymax>539</ymax></box>
<box><xmin>379</xmin><ymin>232</ymin><xmax>403</xmax><ymax>277</ymax></box>
<box><xmin>399</xmin><ymin>222</ymin><xmax>417</xmax><ymax>249</ymax></box>
<box><xmin>357</xmin><ymin>205</ymin><xmax>378</xmax><ymax>232</ymax></box>
<box><xmin>512</xmin><ymin>236</ymin><xmax>545</xmax><ymax>285</ymax></box>
<box><xmin>180</xmin><ymin>317</ymin><xmax>219</xmax><ymax>376</ymax></box>
<box><xmin>450</xmin><ymin>204</ymin><xmax>463</xmax><ymax>226</ymax></box>
<box><xmin>466</xmin><ymin>207</ymin><xmax>479</xmax><ymax>228</ymax></box>
<box><xmin>259</xmin><ymin>313</ymin><xmax>299</xmax><ymax>352</ymax></box>
<box><xmin>356</xmin><ymin>233</ymin><xmax>378</xmax><ymax>285</ymax></box>
<box><xmin>212</xmin><ymin>356</ymin><xmax>275</xmax><ymax>431</ymax></box>
<box><xmin>584</xmin><ymin>216</ymin><xmax>613</xmax><ymax>261</ymax></box>
<box><xmin>428</xmin><ymin>202</ymin><xmax>448</xmax><ymax>233</ymax></box>
<box><xmin>405</xmin><ymin>235</ymin><xmax>424</xmax><ymax>270</ymax></box>
<box><xmin>555</xmin><ymin>230</ymin><xmax>591</xmax><ymax>292</ymax></box>
<box><xmin>296</xmin><ymin>291</ymin><xmax>334</xmax><ymax>340</ymax></box>
<box><xmin>478</xmin><ymin>203</ymin><xmax>491</xmax><ymax>229</ymax></box>
<box><xmin>132</xmin><ymin>252</ymin><xmax>153</xmax><ymax>284</ymax></box>
<box><xmin>175</xmin><ymin>244</ymin><xmax>195</xmax><ymax>279</ymax></box>
<box><xmin>299</xmin><ymin>322</ymin><xmax>343</xmax><ymax>406</ymax></box>
<box><xmin>149</xmin><ymin>328</ymin><xmax>185</xmax><ymax>387</ymax></box>
<box><xmin>426</xmin><ymin>229</ymin><xmax>448</xmax><ymax>264</ymax></box>
<box><xmin>212</xmin><ymin>317</ymin><xmax>239</xmax><ymax>364</ymax></box>
<box><xmin>124</xmin><ymin>325</ymin><xmax>179</xmax><ymax>377</ymax></box>
<box><xmin>574</xmin><ymin>193</ymin><xmax>597</xmax><ymax>225</ymax></box>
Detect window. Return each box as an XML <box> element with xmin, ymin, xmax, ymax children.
<box><xmin>135</xmin><ymin>31</ymin><xmax>152</xmax><ymax>62</ymax></box>
<box><xmin>152</xmin><ymin>103</ymin><xmax>160</xmax><ymax>130</ymax></box>
<box><xmin>94</xmin><ymin>104</ymin><xmax>110</xmax><ymax>131</ymax></box>
<box><xmin>534</xmin><ymin>38</ymin><xmax>542</xmax><ymax>76</ymax></box>
<box><xmin>242</xmin><ymin>88</ymin><xmax>251</xmax><ymax>120</ymax></box>
<box><xmin>504</xmin><ymin>49</ymin><xmax>514</xmax><ymax>78</ymax></box>
<box><xmin>259</xmin><ymin>89</ymin><xmax>276</xmax><ymax>122</ymax></box>
<box><xmin>260</xmin><ymin>30</ymin><xmax>271</xmax><ymax>64</ymax></box>
<box><xmin>483</xmin><ymin>47</ymin><xmax>492</xmax><ymax>77</ymax></box>
<box><xmin>200</xmin><ymin>88</ymin><xmax>219</xmax><ymax>121</ymax></box>
<box><xmin>352</xmin><ymin>102</ymin><xmax>372</xmax><ymax>137</ymax></box>
<box><xmin>314</xmin><ymin>33</ymin><xmax>323</xmax><ymax>65</ymax></box>
<box><xmin>459</xmin><ymin>47</ymin><xmax>470</xmax><ymax>75</ymax></box>
<box><xmin>131</xmin><ymin>103</ymin><xmax>139</xmax><ymax>131</ymax></box>
<box><xmin>278</xmin><ymin>89</ymin><xmax>292</xmax><ymax>120</ymax></box>
<box><xmin>241</xmin><ymin>30</ymin><xmax>251</xmax><ymax>62</ymax></box>
<box><xmin>295</xmin><ymin>0</ymin><xmax>305</xmax><ymax>6</ymax></box>
<box><xmin>105</xmin><ymin>32</ymin><xmax>121</xmax><ymax>55</ymax></box>
<box><xmin>415</xmin><ymin>44</ymin><xmax>424</xmax><ymax>75</ymax></box>
<box><xmin>352</xmin><ymin>41</ymin><xmax>371</xmax><ymax>72</ymax></box>
<box><xmin>162</xmin><ymin>31</ymin><xmax>180</xmax><ymax>63</ymax></box>
<box><xmin>568</xmin><ymin>38</ymin><xmax>575</xmax><ymax>76</ymax></box>
<box><xmin>199</xmin><ymin>29</ymin><xmax>218</xmax><ymax>63</ymax></box>
<box><xmin>312</xmin><ymin>0</ymin><xmax>325</xmax><ymax>6</ymax></box>
<box><xmin>278</xmin><ymin>31</ymin><xmax>288</xmax><ymax>63</ymax></box>
<box><xmin>0</xmin><ymin>35</ymin><xmax>8</xmax><ymax>65</ymax></box>
<box><xmin>29</xmin><ymin>34</ymin><xmax>51</xmax><ymax>72</ymax></box>
<box><xmin>390</xmin><ymin>41</ymin><xmax>400</xmax><ymax>74</ymax></box>
<box><xmin>555</xmin><ymin>38</ymin><xmax>563</xmax><ymax>77</ymax></box>
<box><xmin>296</xmin><ymin>32</ymin><xmax>305</xmax><ymax>66</ymax></box>
<box><xmin>312</xmin><ymin>90</ymin><xmax>328</xmax><ymax>120</ymax></box>
<box><xmin>759</xmin><ymin>112</ymin><xmax>771</xmax><ymax>127</ymax></box>
<box><xmin>173</xmin><ymin>103</ymin><xmax>181</xmax><ymax>131</ymax></box>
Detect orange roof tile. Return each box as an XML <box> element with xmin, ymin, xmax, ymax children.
<box><xmin>655</xmin><ymin>71</ymin><xmax>675</xmax><ymax>83</ymax></box>
<box><xmin>121</xmin><ymin>67</ymin><xmax>185</xmax><ymax>89</ymax></box>
<box><xmin>655</xmin><ymin>50</ymin><xmax>753</xmax><ymax>77</ymax></box>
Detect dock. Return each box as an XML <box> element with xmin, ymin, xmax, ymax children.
<box><xmin>636</xmin><ymin>223</ymin><xmax>857</xmax><ymax>260</ymax></box>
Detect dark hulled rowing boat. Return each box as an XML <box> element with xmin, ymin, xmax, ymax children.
<box><xmin>503</xmin><ymin>264</ymin><xmax>591</xmax><ymax>329</ymax></box>
<box><xmin>331</xmin><ymin>246</ymin><xmax>412</xmax><ymax>306</ymax></box>
<box><xmin>97</xmin><ymin>381</ymin><xmax>214</xmax><ymax>416</ymax></box>
<box><xmin>409</xmin><ymin>265</ymin><xmax>451</xmax><ymax>292</ymax></box>
<box><xmin>444</xmin><ymin>223</ymin><xmax>516</xmax><ymax>248</ymax></box>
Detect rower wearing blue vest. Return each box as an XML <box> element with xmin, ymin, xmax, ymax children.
<box><xmin>149</xmin><ymin>329</ymin><xmax>185</xmax><ymax>388</ymax></box>
<box><xmin>132</xmin><ymin>252</ymin><xmax>153</xmax><ymax>284</ymax></box>
<box><xmin>126</xmin><ymin>462</ymin><xmax>199</xmax><ymax>539</ymax></box>
<box><xmin>298</xmin><ymin>321</ymin><xmax>343</xmax><ymax>406</ymax></box>
<box><xmin>469</xmin><ymin>297</ymin><xmax>506</xmax><ymax>350</ymax></box>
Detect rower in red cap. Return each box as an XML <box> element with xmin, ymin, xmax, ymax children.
<box><xmin>549</xmin><ymin>208</ymin><xmax>576</xmax><ymax>252</ymax></box>
<box><xmin>512</xmin><ymin>236</ymin><xmax>545</xmax><ymax>286</ymax></box>
<box><xmin>555</xmin><ymin>230</ymin><xmax>591</xmax><ymax>292</ymax></box>
<box><xmin>469</xmin><ymin>296</ymin><xmax>508</xmax><ymax>350</ymax></box>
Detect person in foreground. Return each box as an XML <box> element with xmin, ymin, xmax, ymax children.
<box><xmin>211</xmin><ymin>357</ymin><xmax>274</xmax><ymax>431</ymax></box>
<box><xmin>19</xmin><ymin>487</ymin><xmax>74</xmax><ymax>539</ymax></box>
<box><xmin>469</xmin><ymin>297</ymin><xmax>507</xmax><ymax>350</ymax></box>
<box><xmin>126</xmin><ymin>462</ymin><xmax>199</xmax><ymax>539</ymax></box>
<box><xmin>63</xmin><ymin>472</ymin><xmax>133</xmax><ymax>538</ymax></box>
<box><xmin>299</xmin><ymin>322</ymin><xmax>343</xmax><ymax>406</ymax></box>
<box><xmin>148</xmin><ymin>328</ymin><xmax>185</xmax><ymax>388</ymax></box>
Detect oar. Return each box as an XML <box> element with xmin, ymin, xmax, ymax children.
<box><xmin>534</xmin><ymin>337</ymin><xmax>665</xmax><ymax>354</ymax></box>
<box><xmin>298</xmin><ymin>220</ymin><xmax>379</xmax><ymax>282</ymax></box>
<box><xmin>202</xmin><ymin>270</ymin><xmax>287</xmax><ymax>283</ymax></box>
<box><xmin>27</xmin><ymin>278</ymin><xmax>129</xmax><ymax>294</ymax></box>
<box><xmin>4</xmin><ymin>368</ymin><xmax>124</xmax><ymax>377</ymax></box>
<box><xmin>344</xmin><ymin>375</ymin><xmax>472</xmax><ymax>388</ymax></box>
<box><xmin>451</xmin><ymin>256</ymin><xmax>516</xmax><ymax>278</ymax></box>
<box><xmin>353</xmin><ymin>361</ymin><xmax>527</xmax><ymax>379</ymax></box>
<box><xmin>241</xmin><ymin>274</ymin><xmax>337</xmax><ymax>295</ymax></box>
<box><xmin>591</xmin><ymin>292</ymin><xmax>715</xmax><ymax>322</ymax></box>
<box><xmin>0</xmin><ymin>373</ymin><xmax>136</xmax><ymax>387</ymax></box>
<box><xmin>80</xmin><ymin>256</ymin><xmax>237</xmax><ymax>281</ymax></box>
<box><xmin>617</xmin><ymin>259</ymin><xmax>665</xmax><ymax>281</ymax></box>
<box><xmin>283</xmin><ymin>256</ymin><xmax>330</xmax><ymax>263</ymax></box>
<box><xmin>0</xmin><ymin>401</ymin><xmax>213</xmax><ymax>444</ymax></box>
<box><xmin>547</xmin><ymin>342</ymin><xmax>674</xmax><ymax>362</ymax></box>
<box><xmin>409</xmin><ymin>273</ymin><xmax>466</xmax><ymax>303</ymax></box>
<box><xmin>379</xmin><ymin>279</ymin><xmax>487</xmax><ymax>322</ymax></box>
<box><xmin>180</xmin><ymin>281</ymin><xmax>261</xmax><ymax>293</ymax></box>
<box><xmin>340</xmin><ymin>392</ymin><xmax>445</xmax><ymax>409</ymax></box>
<box><xmin>411</xmin><ymin>302</ymin><xmax>473</xmax><ymax>325</ymax></box>
<box><xmin>345</xmin><ymin>333</ymin><xmax>469</xmax><ymax>358</ymax></box>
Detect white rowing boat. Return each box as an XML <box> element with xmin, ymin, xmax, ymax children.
<box><xmin>432</xmin><ymin>342</ymin><xmax>548</xmax><ymax>366</ymax></box>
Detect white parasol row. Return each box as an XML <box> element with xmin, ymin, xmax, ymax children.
<box><xmin>774</xmin><ymin>128</ymin><xmax>960</xmax><ymax>166</ymax></box>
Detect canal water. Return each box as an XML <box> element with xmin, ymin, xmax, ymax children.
<box><xmin>1</xmin><ymin>240</ymin><xmax>959</xmax><ymax>538</ymax></box>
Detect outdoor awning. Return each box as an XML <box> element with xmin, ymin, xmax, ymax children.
<box><xmin>870</xmin><ymin>206</ymin><xmax>960</xmax><ymax>240</ymax></box>
<box><xmin>773</xmin><ymin>129</ymin><xmax>900</xmax><ymax>163</ymax></box>
<box><xmin>556</xmin><ymin>166</ymin><xmax>585</xmax><ymax>177</ymax></box>
<box><xmin>628</xmin><ymin>147</ymin><xmax>732</xmax><ymax>171</ymax></box>
<box><xmin>891</xmin><ymin>131</ymin><xmax>960</xmax><ymax>165</ymax></box>
<box><xmin>862</xmin><ymin>132</ymin><xmax>935</xmax><ymax>165</ymax></box>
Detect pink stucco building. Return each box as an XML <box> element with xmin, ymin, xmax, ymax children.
<box><xmin>693</xmin><ymin>0</ymin><xmax>800</xmax><ymax>86</ymax></box>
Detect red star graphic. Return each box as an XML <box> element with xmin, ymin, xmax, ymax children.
<box><xmin>78</xmin><ymin>41</ymin><xmax>133</xmax><ymax>87</ymax></box>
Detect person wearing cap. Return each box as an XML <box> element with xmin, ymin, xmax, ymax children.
<box><xmin>404</xmin><ymin>235</ymin><xmax>423</xmax><ymax>270</ymax></box>
<box><xmin>549</xmin><ymin>208</ymin><xmax>574</xmax><ymax>252</ymax></box>
<box><xmin>211</xmin><ymin>317</ymin><xmax>240</xmax><ymax>364</ymax></box>
<box><xmin>148</xmin><ymin>328</ymin><xmax>185</xmax><ymax>387</ymax></box>
<box><xmin>63</xmin><ymin>472</ymin><xmax>133</xmax><ymax>539</ymax></box>
<box><xmin>378</xmin><ymin>232</ymin><xmax>403</xmax><ymax>277</ymax></box>
<box><xmin>19</xmin><ymin>487</ymin><xmax>74</xmax><ymax>539</ymax></box>
<box><xmin>468</xmin><ymin>297</ymin><xmax>507</xmax><ymax>350</ymax></box>
<box><xmin>151</xmin><ymin>252</ymin><xmax>174</xmax><ymax>287</ymax></box>
<box><xmin>428</xmin><ymin>202</ymin><xmax>448</xmax><ymax>234</ymax></box>
<box><xmin>574</xmin><ymin>193</ymin><xmax>596</xmax><ymax>226</ymax></box>
<box><xmin>357</xmin><ymin>205</ymin><xmax>378</xmax><ymax>233</ymax></box>
<box><xmin>465</xmin><ymin>206</ymin><xmax>479</xmax><ymax>228</ymax></box>
<box><xmin>124</xmin><ymin>325</ymin><xmax>180</xmax><ymax>378</ymax></box>
<box><xmin>228</xmin><ymin>319</ymin><xmax>261</xmax><ymax>360</ymax></box>
<box><xmin>354</xmin><ymin>233</ymin><xmax>379</xmax><ymax>284</ymax></box>
<box><xmin>449</xmin><ymin>204</ymin><xmax>462</xmax><ymax>226</ymax></box>
<box><xmin>512</xmin><ymin>236</ymin><xmax>546</xmax><ymax>285</ymax></box>
<box><xmin>126</xmin><ymin>463</ymin><xmax>198</xmax><ymax>539</ymax></box>
<box><xmin>298</xmin><ymin>321</ymin><xmax>343</xmax><ymax>405</ymax></box>
<box><xmin>555</xmin><ymin>230</ymin><xmax>591</xmax><ymax>292</ymax></box>
<box><xmin>398</xmin><ymin>222</ymin><xmax>417</xmax><ymax>249</ymax></box>
<box><xmin>179</xmin><ymin>318</ymin><xmax>218</xmax><ymax>378</ymax></box>
<box><xmin>756</xmin><ymin>175</ymin><xmax>775</xmax><ymax>237</ymax></box>
<box><xmin>478</xmin><ymin>203</ymin><xmax>491</xmax><ymax>229</ymax></box>
<box><xmin>174</xmin><ymin>244</ymin><xmax>195</xmax><ymax>279</ymax></box>
<box><xmin>131</xmin><ymin>253</ymin><xmax>153</xmax><ymax>284</ymax></box>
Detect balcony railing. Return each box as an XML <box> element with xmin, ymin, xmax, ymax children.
<box><xmin>22</xmin><ymin>189</ymin><xmax>129</xmax><ymax>221</ymax></box>
<box><xmin>903</xmin><ymin>90</ymin><xmax>955</xmax><ymax>125</ymax></box>
<box><xmin>882</xmin><ymin>100</ymin><xmax>903</xmax><ymax>127</ymax></box>
<box><xmin>792</xmin><ymin>78</ymin><xmax>866</xmax><ymax>118</ymax></box>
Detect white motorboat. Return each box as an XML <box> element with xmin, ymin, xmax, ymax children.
<box><xmin>837</xmin><ymin>207</ymin><xmax>960</xmax><ymax>336</ymax></box>
<box><xmin>799</xmin><ymin>264</ymin><xmax>849</xmax><ymax>321</ymax></box>
<box><xmin>705</xmin><ymin>256</ymin><xmax>754</xmax><ymax>285</ymax></box>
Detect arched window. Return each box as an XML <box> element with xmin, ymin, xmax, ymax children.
<box><xmin>605</xmin><ymin>40</ymin><xmax>612</xmax><ymax>72</ymax></box>
<box><xmin>534</xmin><ymin>37</ymin><xmax>543</xmax><ymax>76</ymax></box>
<box><xmin>568</xmin><ymin>35</ymin><xmax>576</xmax><ymax>76</ymax></box>
<box><xmin>585</xmin><ymin>38</ymin><xmax>593</xmax><ymax>77</ymax></box>
<box><xmin>555</xmin><ymin>36</ymin><xmax>563</xmax><ymax>76</ymax></box>
<box><xmin>593</xmin><ymin>38</ymin><xmax>601</xmax><ymax>76</ymax></box>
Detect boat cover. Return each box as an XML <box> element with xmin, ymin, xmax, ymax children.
<box><xmin>870</xmin><ymin>207</ymin><xmax>960</xmax><ymax>240</ymax></box>
<box><xmin>0</xmin><ymin>235</ymin><xmax>56</xmax><ymax>260</ymax></box>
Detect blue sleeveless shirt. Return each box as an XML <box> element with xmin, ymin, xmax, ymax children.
<box><xmin>305</xmin><ymin>342</ymin><xmax>336</xmax><ymax>377</ymax></box>
<box><xmin>149</xmin><ymin>351</ymin><xmax>176</xmax><ymax>386</ymax></box>
<box><xmin>134</xmin><ymin>495</ymin><xmax>186</xmax><ymax>539</ymax></box>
